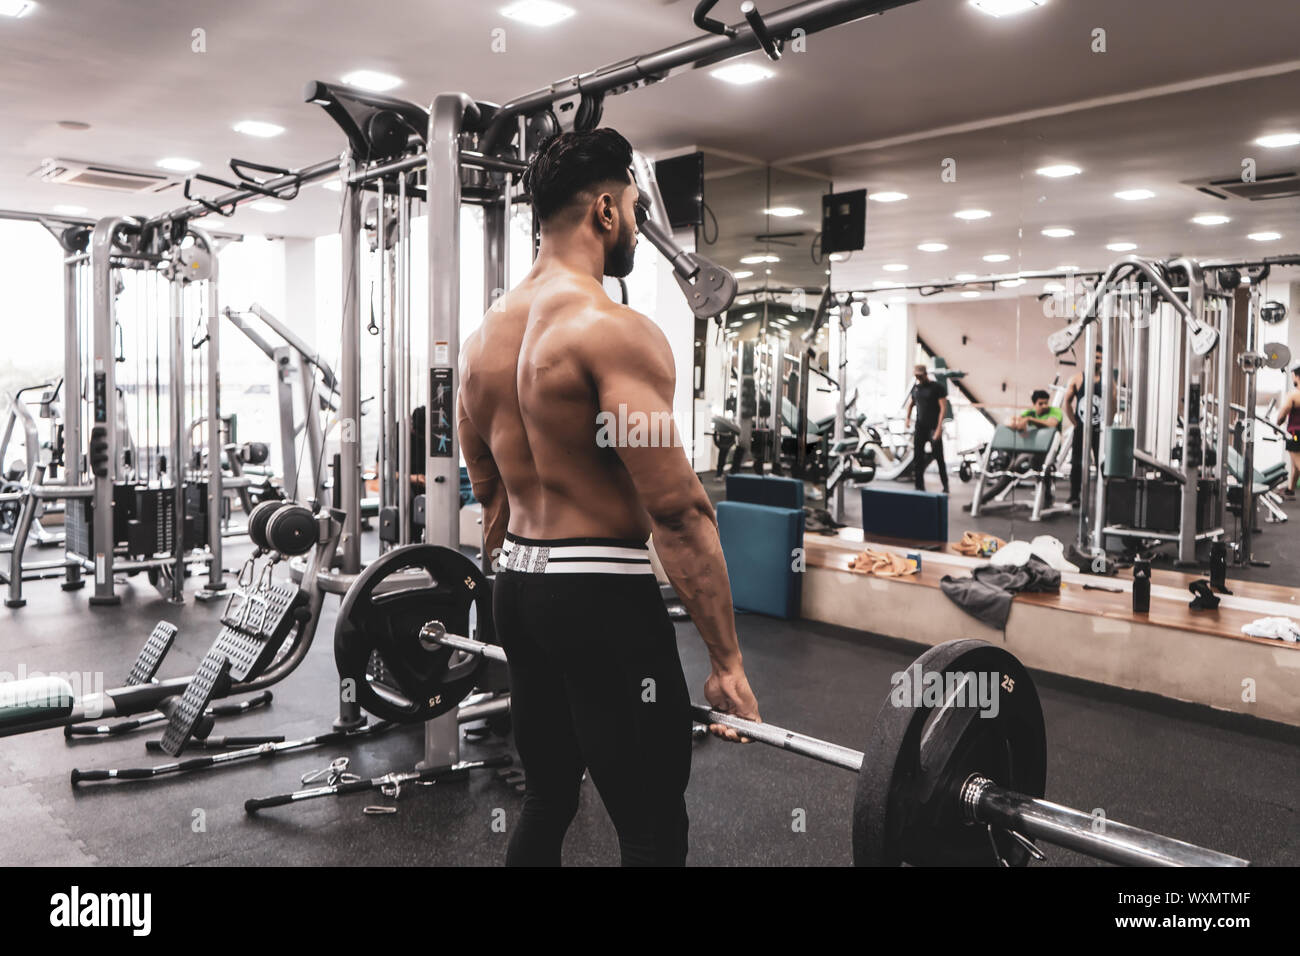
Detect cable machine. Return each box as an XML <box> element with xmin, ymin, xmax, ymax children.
<box><xmin>1048</xmin><ymin>253</ymin><xmax>1297</xmax><ymax>567</ymax></box>
<box><xmin>7</xmin><ymin>221</ymin><xmax>225</xmax><ymax>606</ymax></box>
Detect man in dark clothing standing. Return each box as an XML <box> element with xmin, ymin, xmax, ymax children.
<box><xmin>1062</xmin><ymin>346</ymin><xmax>1104</xmax><ymax>507</ymax></box>
<box><xmin>904</xmin><ymin>364</ymin><xmax>949</xmax><ymax>493</ymax></box>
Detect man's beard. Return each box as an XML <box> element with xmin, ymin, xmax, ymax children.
<box><xmin>604</xmin><ymin>223</ymin><xmax>637</xmax><ymax>279</ymax></box>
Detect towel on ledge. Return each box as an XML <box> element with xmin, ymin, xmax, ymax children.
<box><xmin>940</xmin><ymin>556</ymin><xmax>1061</xmax><ymax>629</ymax></box>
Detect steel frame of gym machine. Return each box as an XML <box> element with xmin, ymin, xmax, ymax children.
<box><xmin>222</xmin><ymin>302</ymin><xmax>336</xmax><ymax>507</ymax></box>
<box><xmin>0</xmin><ymin>381</ymin><xmax>68</xmax><ymax>559</ymax></box>
<box><xmin>1047</xmin><ymin>253</ymin><xmax>1299</xmax><ymax>567</ymax></box>
<box><xmin>6</xmin><ymin>222</ymin><xmax>228</xmax><ymax>607</ymax></box>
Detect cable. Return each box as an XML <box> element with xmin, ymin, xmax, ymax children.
<box><xmin>134</xmin><ymin>261</ymin><xmax>142</xmax><ymax>482</ymax></box>
<box><xmin>700</xmin><ymin>201</ymin><xmax>719</xmax><ymax>246</ymax></box>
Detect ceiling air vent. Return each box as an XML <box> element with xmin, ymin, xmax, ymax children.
<box><xmin>32</xmin><ymin>158</ymin><xmax>180</xmax><ymax>194</ymax></box>
<box><xmin>1183</xmin><ymin>170</ymin><xmax>1300</xmax><ymax>202</ymax></box>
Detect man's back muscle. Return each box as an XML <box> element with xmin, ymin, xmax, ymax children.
<box><xmin>460</xmin><ymin>269</ymin><xmax>653</xmax><ymax>541</ymax></box>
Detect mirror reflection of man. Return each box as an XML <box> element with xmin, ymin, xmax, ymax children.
<box><xmin>1062</xmin><ymin>346</ymin><xmax>1105</xmax><ymax>508</ymax></box>
<box><xmin>1007</xmin><ymin>389</ymin><xmax>1063</xmax><ymax>433</ymax></box>
<box><xmin>903</xmin><ymin>364</ymin><xmax>949</xmax><ymax>494</ymax></box>
<box><xmin>1277</xmin><ymin>364</ymin><xmax>1300</xmax><ymax>499</ymax></box>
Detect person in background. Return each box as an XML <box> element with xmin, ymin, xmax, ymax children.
<box><xmin>1277</xmin><ymin>365</ymin><xmax>1300</xmax><ymax>499</ymax></box>
<box><xmin>983</xmin><ymin>388</ymin><xmax>1063</xmax><ymax>507</ymax></box>
<box><xmin>1062</xmin><ymin>345</ymin><xmax>1104</xmax><ymax>508</ymax></box>
<box><xmin>1007</xmin><ymin>389</ymin><xmax>1063</xmax><ymax>433</ymax></box>
<box><xmin>904</xmin><ymin>364</ymin><xmax>949</xmax><ymax>494</ymax></box>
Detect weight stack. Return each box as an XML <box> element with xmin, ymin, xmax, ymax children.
<box><xmin>1143</xmin><ymin>479</ymin><xmax>1182</xmax><ymax>533</ymax></box>
<box><xmin>184</xmin><ymin>482</ymin><xmax>208</xmax><ymax>550</ymax></box>
<box><xmin>1196</xmin><ymin>480</ymin><xmax>1219</xmax><ymax>532</ymax></box>
<box><xmin>1104</xmin><ymin>477</ymin><xmax>1142</xmax><ymax>527</ymax></box>
<box><xmin>129</xmin><ymin>487</ymin><xmax>175</xmax><ymax>557</ymax></box>
<box><xmin>112</xmin><ymin>482</ymin><xmax>137</xmax><ymax>545</ymax></box>
<box><xmin>65</xmin><ymin>498</ymin><xmax>93</xmax><ymax>559</ymax></box>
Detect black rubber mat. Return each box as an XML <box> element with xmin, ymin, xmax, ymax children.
<box><xmin>0</xmin><ymin>532</ymin><xmax>1294</xmax><ymax>866</ymax></box>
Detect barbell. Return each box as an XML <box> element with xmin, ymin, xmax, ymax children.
<box><xmin>334</xmin><ymin>544</ymin><xmax>1251</xmax><ymax>868</ymax></box>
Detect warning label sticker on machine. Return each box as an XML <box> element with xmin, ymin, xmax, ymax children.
<box><xmin>434</xmin><ymin>341</ymin><xmax>449</xmax><ymax>365</ymax></box>
<box><xmin>429</xmin><ymin>367</ymin><xmax>454</xmax><ymax>458</ymax></box>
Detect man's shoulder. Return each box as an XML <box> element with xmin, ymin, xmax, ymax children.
<box><xmin>527</xmin><ymin>278</ymin><xmax>652</xmax><ymax>340</ymax></box>
<box><xmin>574</xmin><ymin>301</ymin><xmax>670</xmax><ymax>360</ymax></box>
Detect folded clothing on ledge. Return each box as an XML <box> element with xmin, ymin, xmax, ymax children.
<box><xmin>940</xmin><ymin>556</ymin><xmax>1062</xmax><ymax>630</ymax></box>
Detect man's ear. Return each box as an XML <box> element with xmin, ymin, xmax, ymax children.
<box><xmin>595</xmin><ymin>192</ymin><xmax>616</xmax><ymax>233</ymax></box>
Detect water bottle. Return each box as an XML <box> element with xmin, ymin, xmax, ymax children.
<box><xmin>1132</xmin><ymin>558</ymin><xmax>1151</xmax><ymax>614</ymax></box>
<box><xmin>1209</xmin><ymin>541</ymin><xmax>1227</xmax><ymax>593</ymax></box>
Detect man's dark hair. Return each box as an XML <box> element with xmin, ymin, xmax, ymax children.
<box><xmin>523</xmin><ymin>128</ymin><xmax>635</xmax><ymax>223</ymax></box>
<box><xmin>1031</xmin><ymin>389</ymin><xmax>1050</xmax><ymax>403</ymax></box>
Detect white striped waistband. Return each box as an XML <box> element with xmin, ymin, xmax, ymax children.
<box><xmin>499</xmin><ymin>539</ymin><xmax>655</xmax><ymax>575</ymax></box>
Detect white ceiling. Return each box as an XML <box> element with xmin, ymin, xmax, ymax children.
<box><xmin>821</xmin><ymin>67</ymin><xmax>1300</xmax><ymax>305</ymax></box>
<box><xmin>1</xmin><ymin>0</ymin><xmax>1299</xmax><ymax>300</ymax></box>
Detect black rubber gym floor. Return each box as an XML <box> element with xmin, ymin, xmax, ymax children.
<box><xmin>1</xmin><ymin>536</ymin><xmax>1296</xmax><ymax>866</ymax></box>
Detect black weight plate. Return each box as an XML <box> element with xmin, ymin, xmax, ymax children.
<box><xmin>910</xmin><ymin>645</ymin><xmax>1045</xmax><ymax>865</ymax></box>
<box><xmin>525</xmin><ymin>109</ymin><xmax>560</xmax><ymax>157</ymax></box>
<box><xmin>264</xmin><ymin>504</ymin><xmax>317</xmax><ymax>556</ymax></box>
<box><xmin>242</xmin><ymin>441</ymin><xmax>270</xmax><ymax>465</ymax></box>
<box><xmin>334</xmin><ymin>544</ymin><xmax>494</xmax><ymax>724</ymax></box>
<box><xmin>852</xmin><ymin>640</ymin><xmax>1046</xmax><ymax>867</ymax></box>
<box><xmin>246</xmin><ymin>500</ymin><xmax>286</xmax><ymax>551</ymax></box>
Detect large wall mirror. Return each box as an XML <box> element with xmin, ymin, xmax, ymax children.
<box><xmin>819</xmin><ymin>70</ymin><xmax>1298</xmax><ymax>585</ymax></box>
<box><xmin>692</xmin><ymin>66</ymin><xmax>1299</xmax><ymax>591</ymax></box>
<box><xmin>695</xmin><ymin>157</ymin><xmax>832</xmax><ymax>477</ymax></box>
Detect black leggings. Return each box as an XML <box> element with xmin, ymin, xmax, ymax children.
<box><xmin>1070</xmin><ymin>424</ymin><xmax>1100</xmax><ymax>501</ymax></box>
<box><xmin>493</xmin><ymin>559</ymin><xmax>692</xmax><ymax>866</ymax></box>
<box><xmin>914</xmin><ymin>427</ymin><xmax>948</xmax><ymax>491</ymax></box>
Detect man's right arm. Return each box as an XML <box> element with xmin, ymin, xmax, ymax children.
<box><xmin>582</xmin><ymin>307</ymin><xmax>758</xmax><ymax>735</ymax></box>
